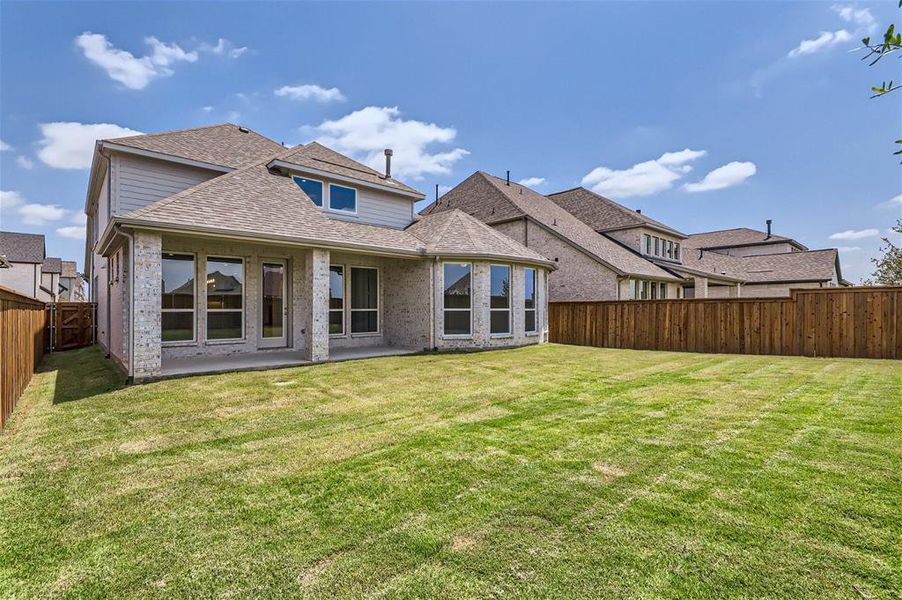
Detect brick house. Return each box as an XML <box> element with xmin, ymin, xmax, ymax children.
<box><xmin>84</xmin><ymin>124</ymin><xmax>553</xmax><ymax>382</ymax></box>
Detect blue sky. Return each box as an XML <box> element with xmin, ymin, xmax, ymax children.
<box><xmin>1</xmin><ymin>1</ymin><xmax>899</xmax><ymax>282</ymax></box>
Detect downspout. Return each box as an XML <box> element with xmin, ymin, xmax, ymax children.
<box><xmin>105</xmin><ymin>255</ymin><xmax>111</xmax><ymax>359</ymax></box>
<box><xmin>118</xmin><ymin>226</ymin><xmax>136</xmax><ymax>381</ymax></box>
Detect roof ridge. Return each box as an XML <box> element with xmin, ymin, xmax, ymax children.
<box><xmin>108</xmin><ymin>122</ymin><xmax>232</xmax><ymax>142</ymax></box>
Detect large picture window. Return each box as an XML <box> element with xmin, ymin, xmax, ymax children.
<box><xmin>329</xmin><ymin>183</ymin><xmax>357</xmax><ymax>213</ymax></box>
<box><xmin>206</xmin><ymin>257</ymin><xmax>244</xmax><ymax>340</ymax></box>
<box><xmin>292</xmin><ymin>176</ymin><xmax>324</xmax><ymax>207</ymax></box>
<box><xmin>329</xmin><ymin>265</ymin><xmax>344</xmax><ymax>335</ymax></box>
<box><xmin>490</xmin><ymin>264</ymin><xmax>511</xmax><ymax>335</ymax></box>
<box><xmin>443</xmin><ymin>263</ymin><xmax>471</xmax><ymax>336</ymax></box>
<box><xmin>524</xmin><ymin>267</ymin><xmax>537</xmax><ymax>334</ymax></box>
<box><xmin>161</xmin><ymin>253</ymin><xmax>195</xmax><ymax>342</ymax></box>
<box><xmin>350</xmin><ymin>267</ymin><xmax>378</xmax><ymax>333</ymax></box>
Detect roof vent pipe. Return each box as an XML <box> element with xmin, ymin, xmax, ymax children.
<box><xmin>766</xmin><ymin>219</ymin><xmax>772</xmax><ymax>239</ymax></box>
<box><xmin>435</xmin><ymin>184</ymin><xmax>439</xmax><ymax>202</ymax></box>
<box><xmin>383</xmin><ymin>149</ymin><xmax>393</xmax><ymax>179</ymax></box>
<box><xmin>636</xmin><ymin>209</ymin><xmax>642</xmax><ymax>214</ymax></box>
<box><xmin>506</xmin><ymin>170</ymin><xmax>510</xmax><ymax>186</ymax></box>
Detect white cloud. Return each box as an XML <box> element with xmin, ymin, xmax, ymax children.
<box><xmin>684</xmin><ymin>161</ymin><xmax>757</xmax><ymax>192</ymax></box>
<box><xmin>37</xmin><ymin>122</ymin><xmax>142</xmax><ymax>169</ymax></box>
<box><xmin>787</xmin><ymin>6</ymin><xmax>876</xmax><ymax>59</ymax></box>
<box><xmin>18</xmin><ymin>203</ymin><xmax>67</xmax><ymax>225</ymax></box>
<box><xmin>836</xmin><ymin>246</ymin><xmax>861</xmax><ymax>252</ymax></box>
<box><xmin>829</xmin><ymin>228</ymin><xmax>880</xmax><ymax>240</ymax></box>
<box><xmin>518</xmin><ymin>177</ymin><xmax>546</xmax><ymax>187</ymax></box>
<box><xmin>581</xmin><ymin>149</ymin><xmax>706</xmax><ymax>198</ymax></box>
<box><xmin>71</xmin><ymin>212</ymin><xmax>88</xmax><ymax>225</ymax></box>
<box><xmin>202</xmin><ymin>105</ymin><xmax>214</xmax><ymax>112</ymax></box>
<box><xmin>0</xmin><ymin>190</ymin><xmax>24</xmax><ymax>209</ymax></box>
<box><xmin>56</xmin><ymin>226</ymin><xmax>86</xmax><ymax>240</ymax></box>
<box><xmin>275</xmin><ymin>84</ymin><xmax>346</xmax><ymax>103</ymax></box>
<box><xmin>306</xmin><ymin>106</ymin><xmax>469</xmax><ymax>180</ymax></box>
<box><xmin>16</xmin><ymin>156</ymin><xmax>34</xmax><ymax>169</ymax></box>
<box><xmin>201</xmin><ymin>38</ymin><xmax>248</xmax><ymax>59</ymax></box>
<box><xmin>75</xmin><ymin>32</ymin><xmax>198</xmax><ymax>90</ymax></box>
<box><xmin>0</xmin><ymin>140</ymin><xmax>10</xmax><ymax>152</ymax></box>
<box><xmin>788</xmin><ymin>30</ymin><xmax>853</xmax><ymax>58</ymax></box>
<box><xmin>876</xmin><ymin>194</ymin><xmax>902</xmax><ymax>209</ymax></box>
<box><xmin>832</xmin><ymin>4</ymin><xmax>876</xmax><ymax>30</ymax></box>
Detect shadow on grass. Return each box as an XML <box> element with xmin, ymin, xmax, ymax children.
<box><xmin>38</xmin><ymin>346</ymin><xmax>126</xmax><ymax>404</ymax></box>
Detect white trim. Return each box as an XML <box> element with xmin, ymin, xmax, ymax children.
<box><xmin>101</xmin><ymin>142</ymin><xmax>233</xmax><ymax>173</ymax></box>
<box><xmin>349</xmin><ymin>265</ymin><xmax>380</xmax><ymax>335</ymax></box>
<box><xmin>489</xmin><ymin>263</ymin><xmax>512</xmax><ymax>336</ymax></box>
<box><xmin>524</xmin><ymin>266</ymin><xmax>538</xmax><ymax>335</ymax></box>
<box><xmin>291</xmin><ymin>175</ymin><xmax>325</xmax><ymax>208</ymax></box>
<box><xmin>161</xmin><ymin>251</ymin><xmax>197</xmax><ymax>346</ymax></box>
<box><xmin>329</xmin><ymin>263</ymin><xmax>346</xmax><ymax>337</ymax></box>
<box><xmin>441</xmin><ymin>261</ymin><xmax>473</xmax><ymax>339</ymax></box>
<box><xmin>205</xmin><ymin>254</ymin><xmax>245</xmax><ymax>342</ymax></box>
<box><xmin>259</xmin><ymin>258</ymin><xmax>288</xmax><ymax>348</ymax></box>
<box><xmin>327</xmin><ymin>183</ymin><xmax>358</xmax><ymax>215</ymax></box>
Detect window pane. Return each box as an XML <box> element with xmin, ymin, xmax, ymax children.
<box><xmin>207</xmin><ymin>257</ymin><xmax>243</xmax><ymax>309</ymax></box>
<box><xmin>329</xmin><ymin>310</ymin><xmax>343</xmax><ymax>335</ymax></box>
<box><xmin>208</xmin><ymin>311</ymin><xmax>242</xmax><ymax>340</ymax></box>
<box><xmin>490</xmin><ymin>265</ymin><xmax>510</xmax><ymax>309</ymax></box>
<box><xmin>330</xmin><ymin>184</ymin><xmax>357</xmax><ymax>212</ymax></box>
<box><xmin>293</xmin><ymin>177</ymin><xmax>323</xmax><ymax>206</ymax></box>
<box><xmin>661</xmin><ymin>284</ymin><xmax>667</xmax><ymax>299</ymax></box>
<box><xmin>668</xmin><ymin>240</ymin><xmax>674</xmax><ymax>259</ymax></box>
<box><xmin>525</xmin><ymin>310</ymin><xmax>536</xmax><ymax>333</ymax></box>
<box><xmin>651</xmin><ymin>282</ymin><xmax>658</xmax><ymax>299</ymax></box>
<box><xmin>654</xmin><ymin>238</ymin><xmax>660</xmax><ymax>255</ymax></box>
<box><xmin>351</xmin><ymin>310</ymin><xmax>377</xmax><ymax>333</ymax></box>
<box><xmin>444</xmin><ymin>311</ymin><xmax>470</xmax><ymax>335</ymax></box>
<box><xmin>329</xmin><ymin>266</ymin><xmax>344</xmax><ymax>310</ymax></box>
<box><xmin>443</xmin><ymin>263</ymin><xmax>471</xmax><ymax>309</ymax></box>
<box><xmin>644</xmin><ymin>235</ymin><xmax>651</xmax><ymax>254</ymax></box>
<box><xmin>675</xmin><ymin>244</ymin><xmax>680</xmax><ymax>260</ymax></box>
<box><xmin>351</xmin><ymin>268</ymin><xmax>377</xmax><ymax>309</ymax></box>
<box><xmin>524</xmin><ymin>268</ymin><xmax>536</xmax><ymax>309</ymax></box>
<box><xmin>490</xmin><ymin>310</ymin><xmax>510</xmax><ymax>334</ymax></box>
<box><xmin>162</xmin><ymin>312</ymin><xmax>193</xmax><ymax>342</ymax></box>
<box><xmin>262</xmin><ymin>263</ymin><xmax>283</xmax><ymax>339</ymax></box>
<box><xmin>162</xmin><ymin>253</ymin><xmax>194</xmax><ymax>309</ymax></box>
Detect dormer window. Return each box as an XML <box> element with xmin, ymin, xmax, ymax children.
<box><xmin>329</xmin><ymin>183</ymin><xmax>357</xmax><ymax>214</ymax></box>
<box><xmin>292</xmin><ymin>176</ymin><xmax>323</xmax><ymax>207</ymax></box>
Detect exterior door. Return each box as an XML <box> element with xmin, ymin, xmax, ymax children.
<box><xmin>259</xmin><ymin>260</ymin><xmax>288</xmax><ymax>348</ymax></box>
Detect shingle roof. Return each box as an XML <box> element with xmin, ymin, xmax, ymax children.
<box><xmin>684</xmin><ymin>227</ymin><xmax>806</xmax><ymax>251</ymax></box>
<box><xmin>0</xmin><ymin>231</ymin><xmax>45</xmax><ymax>263</ymax></box>
<box><xmin>420</xmin><ymin>172</ymin><xmax>680</xmax><ymax>280</ymax></box>
<box><xmin>123</xmin><ymin>160</ymin><xmax>551</xmax><ymax>266</ymax></box>
<box><xmin>106</xmin><ymin>124</ymin><xmax>284</xmax><ymax>169</ymax></box>
<box><xmin>547</xmin><ymin>187</ymin><xmax>686</xmax><ymax>237</ymax></box>
<box><xmin>61</xmin><ymin>260</ymin><xmax>78</xmax><ymax>278</ymax></box>
<box><xmin>42</xmin><ymin>257</ymin><xmax>62</xmax><ymax>274</ymax></box>
<box><xmin>682</xmin><ymin>247</ymin><xmax>839</xmax><ymax>283</ymax></box>
<box><xmin>273</xmin><ymin>142</ymin><xmax>422</xmax><ymax>196</ymax></box>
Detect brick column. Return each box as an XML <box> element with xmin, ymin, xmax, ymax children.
<box><xmin>132</xmin><ymin>231</ymin><xmax>162</xmax><ymax>380</ymax></box>
<box><xmin>694</xmin><ymin>276</ymin><xmax>709</xmax><ymax>299</ymax></box>
<box><xmin>304</xmin><ymin>248</ymin><xmax>330</xmax><ymax>362</ymax></box>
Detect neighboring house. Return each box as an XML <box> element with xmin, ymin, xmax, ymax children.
<box><xmin>59</xmin><ymin>260</ymin><xmax>87</xmax><ymax>301</ymax></box>
<box><xmin>83</xmin><ymin>124</ymin><xmax>553</xmax><ymax>382</ymax></box>
<box><xmin>0</xmin><ymin>231</ymin><xmax>66</xmax><ymax>301</ymax></box>
<box><xmin>421</xmin><ymin>173</ymin><xmax>685</xmax><ymax>302</ymax></box>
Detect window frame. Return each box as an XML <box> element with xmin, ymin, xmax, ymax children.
<box><xmin>674</xmin><ymin>243</ymin><xmax>681</xmax><ymax>261</ymax></box>
<box><xmin>349</xmin><ymin>265</ymin><xmax>379</xmax><ymax>335</ymax></box>
<box><xmin>660</xmin><ymin>283</ymin><xmax>668</xmax><ymax>299</ymax></box>
<box><xmin>653</xmin><ymin>237</ymin><xmax>660</xmax><ymax>256</ymax></box>
<box><xmin>524</xmin><ymin>267</ymin><xmax>538</xmax><ymax>335</ymax></box>
<box><xmin>489</xmin><ymin>264</ymin><xmax>512</xmax><ymax>337</ymax></box>
<box><xmin>643</xmin><ymin>234</ymin><xmax>652</xmax><ymax>255</ymax></box>
<box><xmin>667</xmin><ymin>240</ymin><xmax>674</xmax><ymax>260</ymax></box>
<box><xmin>442</xmin><ymin>262</ymin><xmax>473</xmax><ymax>339</ymax></box>
<box><xmin>161</xmin><ymin>251</ymin><xmax>197</xmax><ymax>345</ymax></box>
<box><xmin>205</xmin><ymin>255</ymin><xmax>245</xmax><ymax>343</ymax></box>
<box><xmin>329</xmin><ymin>264</ymin><xmax>346</xmax><ymax>337</ymax></box>
<box><xmin>292</xmin><ymin>175</ymin><xmax>325</xmax><ymax>208</ymax></box>
<box><xmin>328</xmin><ymin>183</ymin><xmax>358</xmax><ymax>215</ymax></box>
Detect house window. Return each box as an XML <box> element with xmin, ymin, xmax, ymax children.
<box><xmin>524</xmin><ymin>267</ymin><xmax>537</xmax><ymax>334</ymax></box>
<box><xmin>350</xmin><ymin>267</ymin><xmax>378</xmax><ymax>333</ymax></box>
<box><xmin>643</xmin><ymin>234</ymin><xmax>651</xmax><ymax>255</ymax></box>
<box><xmin>329</xmin><ymin>183</ymin><xmax>357</xmax><ymax>213</ymax></box>
<box><xmin>640</xmin><ymin>280</ymin><xmax>649</xmax><ymax>300</ymax></box>
<box><xmin>329</xmin><ymin>265</ymin><xmax>344</xmax><ymax>335</ymax></box>
<box><xmin>629</xmin><ymin>279</ymin><xmax>639</xmax><ymax>300</ymax></box>
<box><xmin>490</xmin><ymin>265</ymin><xmax>511</xmax><ymax>335</ymax></box>
<box><xmin>654</xmin><ymin>237</ymin><xmax>660</xmax><ymax>256</ymax></box>
<box><xmin>667</xmin><ymin>240</ymin><xmax>674</xmax><ymax>259</ymax></box>
<box><xmin>651</xmin><ymin>281</ymin><xmax>658</xmax><ymax>299</ymax></box>
<box><xmin>443</xmin><ymin>262</ymin><xmax>471</xmax><ymax>336</ymax></box>
<box><xmin>161</xmin><ymin>253</ymin><xmax>195</xmax><ymax>342</ymax></box>
<box><xmin>660</xmin><ymin>283</ymin><xmax>668</xmax><ymax>299</ymax></box>
<box><xmin>292</xmin><ymin>176</ymin><xmax>323</xmax><ymax>207</ymax></box>
<box><xmin>674</xmin><ymin>243</ymin><xmax>681</xmax><ymax>261</ymax></box>
<box><xmin>206</xmin><ymin>257</ymin><xmax>244</xmax><ymax>340</ymax></box>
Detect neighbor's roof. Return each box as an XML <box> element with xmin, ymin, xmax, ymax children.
<box><xmin>42</xmin><ymin>257</ymin><xmax>62</xmax><ymax>274</ymax></box>
<box><xmin>121</xmin><ymin>159</ymin><xmax>552</xmax><ymax>267</ymax></box>
<box><xmin>61</xmin><ymin>260</ymin><xmax>78</xmax><ymax>278</ymax></box>
<box><xmin>547</xmin><ymin>187</ymin><xmax>687</xmax><ymax>238</ymax></box>
<box><xmin>272</xmin><ymin>142</ymin><xmax>422</xmax><ymax>196</ymax></box>
<box><xmin>420</xmin><ymin>172</ymin><xmax>680</xmax><ymax>280</ymax></box>
<box><xmin>0</xmin><ymin>231</ymin><xmax>45</xmax><ymax>263</ymax></box>
<box><xmin>105</xmin><ymin>124</ymin><xmax>284</xmax><ymax>169</ymax></box>
<box><xmin>683</xmin><ymin>247</ymin><xmax>840</xmax><ymax>283</ymax></box>
<box><xmin>684</xmin><ymin>227</ymin><xmax>807</xmax><ymax>251</ymax></box>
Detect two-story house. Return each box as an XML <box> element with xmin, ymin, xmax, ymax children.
<box><xmin>84</xmin><ymin>124</ymin><xmax>554</xmax><ymax>382</ymax></box>
<box><xmin>0</xmin><ymin>231</ymin><xmax>68</xmax><ymax>301</ymax></box>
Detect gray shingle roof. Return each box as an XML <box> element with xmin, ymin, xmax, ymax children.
<box><xmin>0</xmin><ymin>231</ymin><xmax>45</xmax><ymax>263</ymax></box>
<box><xmin>123</xmin><ymin>159</ymin><xmax>551</xmax><ymax>266</ymax></box>
<box><xmin>682</xmin><ymin>247</ymin><xmax>840</xmax><ymax>283</ymax></box>
<box><xmin>547</xmin><ymin>187</ymin><xmax>686</xmax><ymax>237</ymax></box>
<box><xmin>61</xmin><ymin>260</ymin><xmax>78</xmax><ymax>278</ymax></box>
<box><xmin>684</xmin><ymin>227</ymin><xmax>806</xmax><ymax>251</ymax></box>
<box><xmin>42</xmin><ymin>257</ymin><xmax>62</xmax><ymax>274</ymax></box>
<box><xmin>421</xmin><ymin>172</ymin><xmax>680</xmax><ymax>281</ymax></box>
<box><xmin>106</xmin><ymin>124</ymin><xmax>284</xmax><ymax>169</ymax></box>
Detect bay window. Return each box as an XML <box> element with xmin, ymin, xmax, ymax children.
<box><xmin>490</xmin><ymin>265</ymin><xmax>511</xmax><ymax>335</ymax></box>
<box><xmin>524</xmin><ymin>267</ymin><xmax>537</xmax><ymax>334</ymax></box>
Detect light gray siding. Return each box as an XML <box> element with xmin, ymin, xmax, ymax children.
<box><xmin>113</xmin><ymin>153</ymin><xmax>219</xmax><ymax>215</ymax></box>
<box><xmin>352</xmin><ymin>187</ymin><xmax>414</xmax><ymax>228</ymax></box>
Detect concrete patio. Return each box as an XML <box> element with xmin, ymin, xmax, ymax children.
<box><xmin>159</xmin><ymin>346</ymin><xmax>421</xmax><ymax>379</ymax></box>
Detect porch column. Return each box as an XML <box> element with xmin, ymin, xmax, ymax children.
<box><xmin>304</xmin><ymin>248</ymin><xmax>330</xmax><ymax>362</ymax></box>
<box><xmin>729</xmin><ymin>283</ymin><xmax>741</xmax><ymax>298</ymax></box>
<box><xmin>694</xmin><ymin>276</ymin><xmax>709</xmax><ymax>298</ymax></box>
<box><xmin>132</xmin><ymin>231</ymin><xmax>162</xmax><ymax>380</ymax></box>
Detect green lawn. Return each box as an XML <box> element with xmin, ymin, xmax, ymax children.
<box><xmin>1</xmin><ymin>345</ymin><xmax>899</xmax><ymax>598</ymax></box>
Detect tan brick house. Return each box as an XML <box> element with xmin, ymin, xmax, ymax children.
<box><xmin>84</xmin><ymin>125</ymin><xmax>553</xmax><ymax>382</ymax></box>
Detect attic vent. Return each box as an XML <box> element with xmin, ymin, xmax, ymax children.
<box><xmin>238</xmin><ymin>126</ymin><xmax>250</xmax><ymax>133</ymax></box>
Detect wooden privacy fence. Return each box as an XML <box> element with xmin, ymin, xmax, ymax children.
<box><xmin>0</xmin><ymin>286</ymin><xmax>48</xmax><ymax>427</ymax></box>
<box><xmin>549</xmin><ymin>287</ymin><xmax>902</xmax><ymax>360</ymax></box>
<box><xmin>47</xmin><ymin>302</ymin><xmax>96</xmax><ymax>351</ymax></box>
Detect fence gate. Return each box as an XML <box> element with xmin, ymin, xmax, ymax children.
<box><xmin>47</xmin><ymin>302</ymin><xmax>96</xmax><ymax>351</ymax></box>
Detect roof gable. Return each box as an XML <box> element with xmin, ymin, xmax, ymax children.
<box><xmin>547</xmin><ymin>187</ymin><xmax>687</xmax><ymax>238</ymax></box>
<box><xmin>685</xmin><ymin>227</ymin><xmax>806</xmax><ymax>250</ymax></box>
